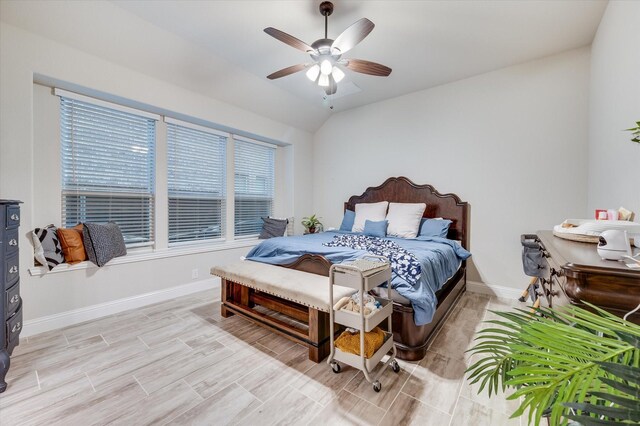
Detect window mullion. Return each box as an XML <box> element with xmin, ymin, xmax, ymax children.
<box><xmin>155</xmin><ymin>120</ymin><xmax>168</xmax><ymax>249</ymax></box>
<box><xmin>226</xmin><ymin>136</ymin><xmax>235</xmax><ymax>241</ymax></box>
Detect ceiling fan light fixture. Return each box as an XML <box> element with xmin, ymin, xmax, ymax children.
<box><xmin>306</xmin><ymin>64</ymin><xmax>320</xmax><ymax>81</ymax></box>
<box><xmin>318</xmin><ymin>74</ymin><xmax>330</xmax><ymax>87</ymax></box>
<box><xmin>264</xmin><ymin>1</ymin><xmax>392</xmax><ymax>99</ymax></box>
<box><xmin>331</xmin><ymin>66</ymin><xmax>345</xmax><ymax>83</ymax></box>
<box><xmin>320</xmin><ymin>59</ymin><xmax>333</xmax><ymax>75</ymax></box>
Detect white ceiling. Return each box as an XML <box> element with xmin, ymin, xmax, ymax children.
<box><xmin>113</xmin><ymin>1</ymin><xmax>607</xmax><ymax>109</ymax></box>
<box><xmin>1</xmin><ymin>1</ymin><xmax>607</xmax><ymax>132</ymax></box>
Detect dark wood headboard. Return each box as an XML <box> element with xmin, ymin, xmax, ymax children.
<box><xmin>344</xmin><ymin>176</ymin><xmax>470</xmax><ymax>250</ymax></box>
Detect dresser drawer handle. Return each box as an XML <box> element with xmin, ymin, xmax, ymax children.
<box><xmin>9</xmin><ymin>266</ymin><xmax>18</xmax><ymax>274</ymax></box>
<box><xmin>9</xmin><ymin>239</ymin><xmax>17</xmax><ymax>246</ymax></box>
<box><xmin>10</xmin><ymin>295</ymin><xmax>19</xmax><ymax>304</ymax></box>
<box><xmin>10</xmin><ymin>214</ymin><xmax>19</xmax><ymax>221</ymax></box>
<box><xmin>11</xmin><ymin>322</ymin><xmax>21</xmax><ymax>333</ymax></box>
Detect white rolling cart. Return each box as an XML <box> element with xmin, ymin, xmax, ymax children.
<box><xmin>327</xmin><ymin>255</ymin><xmax>400</xmax><ymax>392</ymax></box>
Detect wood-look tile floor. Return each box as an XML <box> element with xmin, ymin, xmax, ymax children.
<box><xmin>0</xmin><ymin>289</ymin><xmax>523</xmax><ymax>425</ymax></box>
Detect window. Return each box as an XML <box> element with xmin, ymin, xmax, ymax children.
<box><xmin>60</xmin><ymin>95</ymin><xmax>156</xmax><ymax>247</ymax></box>
<box><xmin>234</xmin><ymin>138</ymin><xmax>276</xmax><ymax>237</ymax></box>
<box><xmin>167</xmin><ymin>121</ymin><xmax>226</xmax><ymax>244</ymax></box>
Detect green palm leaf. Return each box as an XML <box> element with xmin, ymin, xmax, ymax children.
<box><xmin>466</xmin><ymin>304</ymin><xmax>640</xmax><ymax>425</ymax></box>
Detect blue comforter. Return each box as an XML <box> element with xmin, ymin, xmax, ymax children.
<box><xmin>245</xmin><ymin>231</ymin><xmax>471</xmax><ymax>326</ymax></box>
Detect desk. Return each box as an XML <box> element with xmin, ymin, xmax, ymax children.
<box><xmin>536</xmin><ymin>230</ymin><xmax>640</xmax><ymax>323</ymax></box>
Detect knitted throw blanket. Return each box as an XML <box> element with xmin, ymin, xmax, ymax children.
<box><xmin>323</xmin><ymin>234</ymin><xmax>422</xmax><ymax>285</ymax></box>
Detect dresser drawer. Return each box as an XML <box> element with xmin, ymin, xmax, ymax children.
<box><xmin>4</xmin><ymin>252</ymin><xmax>19</xmax><ymax>288</ymax></box>
<box><xmin>5</xmin><ymin>205</ymin><xmax>20</xmax><ymax>229</ymax></box>
<box><xmin>6</xmin><ymin>303</ymin><xmax>22</xmax><ymax>342</ymax></box>
<box><xmin>4</xmin><ymin>228</ymin><xmax>19</xmax><ymax>256</ymax></box>
<box><xmin>5</xmin><ymin>281</ymin><xmax>20</xmax><ymax>319</ymax></box>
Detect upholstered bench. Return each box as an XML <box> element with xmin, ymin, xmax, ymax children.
<box><xmin>212</xmin><ymin>260</ymin><xmax>354</xmax><ymax>362</ymax></box>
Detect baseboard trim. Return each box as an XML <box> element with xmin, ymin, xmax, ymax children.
<box><xmin>22</xmin><ymin>278</ymin><xmax>220</xmax><ymax>338</ymax></box>
<box><xmin>23</xmin><ymin>278</ymin><xmax>518</xmax><ymax>338</ymax></box>
<box><xmin>466</xmin><ymin>280</ymin><xmax>523</xmax><ymax>300</ymax></box>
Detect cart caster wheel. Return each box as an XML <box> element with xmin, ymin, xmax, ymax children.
<box><xmin>391</xmin><ymin>360</ymin><xmax>400</xmax><ymax>373</ymax></box>
<box><xmin>373</xmin><ymin>381</ymin><xmax>381</xmax><ymax>392</ymax></box>
<box><xmin>331</xmin><ymin>362</ymin><xmax>341</xmax><ymax>374</ymax></box>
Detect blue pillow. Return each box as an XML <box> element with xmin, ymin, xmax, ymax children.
<box><xmin>417</xmin><ymin>218</ymin><xmax>452</xmax><ymax>238</ymax></box>
<box><xmin>339</xmin><ymin>209</ymin><xmax>356</xmax><ymax>231</ymax></box>
<box><xmin>363</xmin><ymin>220</ymin><xmax>388</xmax><ymax>237</ymax></box>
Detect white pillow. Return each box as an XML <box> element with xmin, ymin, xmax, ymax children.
<box><xmin>352</xmin><ymin>202</ymin><xmax>389</xmax><ymax>233</ymax></box>
<box><xmin>385</xmin><ymin>202</ymin><xmax>426</xmax><ymax>239</ymax></box>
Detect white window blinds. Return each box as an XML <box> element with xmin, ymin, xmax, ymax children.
<box><xmin>234</xmin><ymin>138</ymin><xmax>276</xmax><ymax>237</ymax></box>
<box><xmin>60</xmin><ymin>96</ymin><xmax>156</xmax><ymax>247</ymax></box>
<box><xmin>167</xmin><ymin>122</ymin><xmax>227</xmax><ymax>244</ymax></box>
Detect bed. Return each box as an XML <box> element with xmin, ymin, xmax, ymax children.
<box><xmin>235</xmin><ymin>177</ymin><xmax>470</xmax><ymax>361</ymax></box>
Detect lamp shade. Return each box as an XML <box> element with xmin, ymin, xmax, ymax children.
<box><xmin>332</xmin><ymin>66</ymin><xmax>345</xmax><ymax>83</ymax></box>
<box><xmin>318</xmin><ymin>74</ymin><xmax>330</xmax><ymax>87</ymax></box>
<box><xmin>306</xmin><ymin>64</ymin><xmax>320</xmax><ymax>81</ymax></box>
<box><xmin>320</xmin><ymin>60</ymin><xmax>332</xmax><ymax>75</ymax></box>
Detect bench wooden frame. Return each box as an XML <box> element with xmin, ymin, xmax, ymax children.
<box><xmin>220</xmin><ymin>277</ymin><xmax>331</xmax><ymax>362</ymax></box>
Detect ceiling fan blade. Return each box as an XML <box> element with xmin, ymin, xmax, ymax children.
<box><xmin>267</xmin><ymin>64</ymin><xmax>309</xmax><ymax>80</ymax></box>
<box><xmin>324</xmin><ymin>74</ymin><xmax>337</xmax><ymax>96</ymax></box>
<box><xmin>344</xmin><ymin>59</ymin><xmax>392</xmax><ymax>76</ymax></box>
<box><xmin>331</xmin><ymin>18</ymin><xmax>375</xmax><ymax>54</ymax></box>
<box><xmin>264</xmin><ymin>27</ymin><xmax>315</xmax><ymax>53</ymax></box>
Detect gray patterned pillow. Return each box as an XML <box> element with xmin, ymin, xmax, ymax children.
<box><xmin>31</xmin><ymin>225</ymin><xmax>64</xmax><ymax>270</ymax></box>
<box><xmin>82</xmin><ymin>222</ymin><xmax>127</xmax><ymax>267</ymax></box>
<box><xmin>259</xmin><ymin>217</ymin><xmax>288</xmax><ymax>239</ymax></box>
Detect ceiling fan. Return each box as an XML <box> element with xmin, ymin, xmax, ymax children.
<box><xmin>264</xmin><ymin>1</ymin><xmax>392</xmax><ymax>96</ymax></box>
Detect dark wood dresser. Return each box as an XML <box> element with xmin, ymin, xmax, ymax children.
<box><xmin>0</xmin><ymin>200</ymin><xmax>23</xmax><ymax>393</ymax></box>
<box><xmin>536</xmin><ymin>230</ymin><xmax>640</xmax><ymax>323</ymax></box>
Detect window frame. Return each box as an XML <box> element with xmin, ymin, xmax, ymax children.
<box><xmin>49</xmin><ymin>87</ymin><xmax>286</xmax><ymax>273</ymax></box>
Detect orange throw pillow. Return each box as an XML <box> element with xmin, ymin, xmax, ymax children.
<box><xmin>57</xmin><ymin>224</ymin><xmax>87</xmax><ymax>264</ymax></box>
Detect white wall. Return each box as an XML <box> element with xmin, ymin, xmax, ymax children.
<box><xmin>313</xmin><ymin>48</ymin><xmax>591</xmax><ymax>291</ymax></box>
<box><xmin>0</xmin><ymin>22</ymin><xmax>313</xmax><ymax>322</ymax></box>
<box><xmin>587</xmin><ymin>1</ymin><xmax>640</xmax><ymax>216</ymax></box>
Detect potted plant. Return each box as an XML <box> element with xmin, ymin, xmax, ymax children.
<box><xmin>467</xmin><ymin>304</ymin><xmax>640</xmax><ymax>425</ymax></box>
<box><xmin>302</xmin><ymin>214</ymin><xmax>322</xmax><ymax>234</ymax></box>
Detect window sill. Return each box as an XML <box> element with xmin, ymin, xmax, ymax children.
<box><xmin>28</xmin><ymin>239</ymin><xmax>259</xmax><ymax>277</ymax></box>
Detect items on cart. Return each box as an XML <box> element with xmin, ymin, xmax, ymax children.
<box><xmin>333</xmin><ymin>293</ymin><xmax>382</xmax><ymax>316</ymax></box>
<box><xmin>334</xmin><ymin>327</ymin><xmax>386</xmax><ymax>359</ymax></box>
